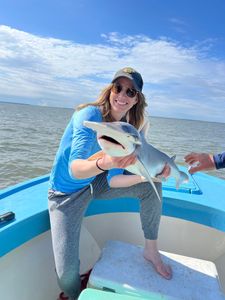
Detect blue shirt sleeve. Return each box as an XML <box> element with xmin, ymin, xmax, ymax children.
<box><xmin>213</xmin><ymin>152</ymin><xmax>225</xmax><ymax>169</ymax></box>
<box><xmin>69</xmin><ymin>106</ymin><xmax>102</xmax><ymax>162</ymax></box>
<box><xmin>107</xmin><ymin>168</ymin><xmax>124</xmax><ymax>185</ymax></box>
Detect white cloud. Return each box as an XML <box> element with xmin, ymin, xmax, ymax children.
<box><xmin>0</xmin><ymin>25</ymin><xmax>225</xmax><ymax>122</ymax></box>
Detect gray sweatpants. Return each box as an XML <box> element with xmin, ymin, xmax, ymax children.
<box><xmin>48</xmin><ymin>172</ymin><xmax>162</xmax><ymax>299</ymax></box>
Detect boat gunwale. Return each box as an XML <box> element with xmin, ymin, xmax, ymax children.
<box><xmin>1</xmin><ymin>172</ymin><xmax>225</xmax><ymax>257</ymax></box>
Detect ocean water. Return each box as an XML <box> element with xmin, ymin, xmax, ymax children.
<box><xmin>0</xmin><ymin>102</ymin><xmax>225</xmax><ymax>190</ymax></box>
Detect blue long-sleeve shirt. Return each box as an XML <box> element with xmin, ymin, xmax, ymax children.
<box><xmin>49</xmin><ymin>105</ymin><xmax>123</xmax><ymax>193</ymax></box>
<box><xmin>213</xmin><ymin>152</ymin><xmax>225</xmax><ymax>169</ymax></box>
<box><xmin>49</xmin><ymin>106</ymin><xmax>102</xmax><ymax>193</ymax></box>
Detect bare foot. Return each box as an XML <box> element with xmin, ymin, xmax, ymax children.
<box><xmin>143</xmin><ymin>249</ymin><xmax>172</xmax><ymax>280</ymax></box>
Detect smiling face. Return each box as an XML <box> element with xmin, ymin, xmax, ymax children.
<box><xmin>109</xmin><ymin>77</ymin><xmax>138</xmax><ymax>121</ymax></box>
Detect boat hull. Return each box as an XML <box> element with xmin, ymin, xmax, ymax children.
<box><xmin>1</xmin><ymin>213</ymin><xmax>225</xmax><ymax>299</ymax></box>
<box><xmin>1</xmin><ymin>171</ymin><xmax>225</xmax><ymax>299</ymax></box>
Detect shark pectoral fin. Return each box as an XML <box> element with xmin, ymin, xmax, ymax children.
<box><xmin>137</xmin><ymin>158</ymin><xmax>161</xmax><ymax>202</ymax></box>
<box><xmin>148</xmin><ymin>176</ymin><xmax>161</xmax><ymax>202</ymax></box>
<box><xmin>88</xmin><ymin>151</ymin><xmax>104</xmax><ymax>161</ymax></box>
<box><xmin>175</xmin><ymin>171</ymin><xmax>189</xmax><ymax>189</ymax></box>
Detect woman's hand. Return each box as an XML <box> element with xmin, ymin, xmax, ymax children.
<box><xmin>97</xmin><ymin>152</ymin><xmax>137</xmax><ymax>170</ymax></box>
<box><xmin>155</xmin><ymin>164</ymin><xmax>171</xmax><ymax>181</ymax></box>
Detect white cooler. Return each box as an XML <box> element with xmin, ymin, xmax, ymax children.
<box><xmin>88</xmin><ymin>240</ymin><xmax>225</xmax><ymax>300</ymax></box>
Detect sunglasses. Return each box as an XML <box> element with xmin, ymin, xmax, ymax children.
<box><xmin>111</xmin><ymin>83</ymin><xmax>138</xmax><ymax>98</ymax></box>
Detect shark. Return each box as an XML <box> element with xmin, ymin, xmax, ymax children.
<box><xmin>84</xmin><ymin>121</ymin><xmax>189</xmax><ymax>201</ymax></box>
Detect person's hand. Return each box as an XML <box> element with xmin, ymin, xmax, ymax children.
<box><xmin>155</xmin><ymin>164</ymin><xmax>171</xmax><ymax>181</ymax></box>
<box><xmin>184</xmin><ymin>152</ymin><xmax>216</xmax><ymax>174</ymax></box>
<box><xmin>98</xmin><ymin>152</ymin><xmax>137</xmax><ymax>170</ymax></box>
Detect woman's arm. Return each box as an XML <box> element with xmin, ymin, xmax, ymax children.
<box><xmin>70</xmin><ymin>159</ymin><xmax>104</xmax><ymax>179</ymax></box>
<box><xmin>109</xmin><ymin>174</ymin><xmax>146</xmax><ymax>188</ymax></box>
<box><xmin>107</xmin><ymin>162</ymin><xmax>170</xmax><ymax>188</ymax></box>
<box><xmin>70</xmin><ymin>153</ymin><xmax>137</xmax><ymax>179</ymax></box>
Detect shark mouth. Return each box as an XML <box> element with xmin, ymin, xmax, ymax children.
<box><xmin>99</xmin><ymin>135</ymin><xmax>125</xmax><ymax>149</ymax></box>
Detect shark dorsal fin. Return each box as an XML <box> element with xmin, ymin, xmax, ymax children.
<box><xmin>171</xmin><ymin>155</ymin><xmax>176</xmax><ymax>161</ymax></box>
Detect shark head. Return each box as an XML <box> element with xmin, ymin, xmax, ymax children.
<box><xmin>84</xmin><ymin>121</ymin><xmax>142</xmax><ymax>156</ymax></box>
<box><xmin>84</xmin><ymin>120</ymin><xmax>189</xmax><ymax>201</ymax></box>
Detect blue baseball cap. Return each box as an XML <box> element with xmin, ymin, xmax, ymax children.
<box><xmin>112</xmin><ymin>67</ymin><xmax>143</xmax><ymax>92</ymax></box>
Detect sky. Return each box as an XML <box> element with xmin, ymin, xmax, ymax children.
<box><xmin>0</xmin><ymin>0</ymin><xmax>225</xmax><ymax>123</ymax></box>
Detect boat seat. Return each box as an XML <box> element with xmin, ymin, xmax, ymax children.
<box><xmin>78</xmin><ymin>288</ymin><xmax>153</xmax><ymax>300</ymax></box>
<box><xmin>88</xmin><ymin>240</ymin><xmax>225</xmax><ymax>300</ymax></box>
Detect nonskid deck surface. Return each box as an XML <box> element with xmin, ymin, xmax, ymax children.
<box><xmin>89</xmin><ymin>240</ymin><xmax>225</xmax><ymax>300</ymax></box>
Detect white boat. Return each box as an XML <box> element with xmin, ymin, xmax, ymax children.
<box><xmin>1</xmin><ymin>169</ymin><xmax>225</xmax><ymax>299</ymax></box>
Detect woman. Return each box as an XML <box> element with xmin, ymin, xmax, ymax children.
<box><xmin>48</xmin><ymin>67</ymin><xmax>172</xmax><ymax>300</ymax></box>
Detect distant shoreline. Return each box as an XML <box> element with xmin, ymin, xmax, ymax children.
<box><xmin>0</xmin><ymin>101</ymin><xmax>32</xmax><ymax>106</ymax></box>
<box><xmin>0</xmin><ymin>100</ymin><xmax>73</xmax><ymax>111</ymax></box>
<box><xmin>1</xmin><ymin>100</ymin><xmax>224</xmax><ymax>125</ymax></box>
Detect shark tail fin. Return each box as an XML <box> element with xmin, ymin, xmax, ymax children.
<box><xmin>176</xmin><ymin>171</ymin><xmax>189</xmax><ymax>189</ymax></box>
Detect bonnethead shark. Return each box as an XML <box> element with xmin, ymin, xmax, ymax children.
<box><xmin>84</xmin><ymin>121</ymin><xmax>189</xmax><ymax>201</ymax></box>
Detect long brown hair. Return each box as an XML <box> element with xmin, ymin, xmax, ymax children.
<box><xmin>76</xmin><ymin>83</ymin><xmax>148</xmax><ymax>129</ymax></box>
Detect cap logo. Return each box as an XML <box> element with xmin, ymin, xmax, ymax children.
<box><xmin>122</xmin><ymin>67</ymin><xmax>135</xmax><ymax>74</ymax></box>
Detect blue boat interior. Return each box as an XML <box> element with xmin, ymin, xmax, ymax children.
<box><xmin>1</xmin><ymin>167</ymin><xmax>225</xmax><ymax>257</ymax></box>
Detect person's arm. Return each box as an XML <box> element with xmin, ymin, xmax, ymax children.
<box><xmin>70</xmin><ymin>159</ymin><xmax>104</xmax><ymax>179</ymax></box>
<box><xmin>213</xmin><ymin>152</ymin><xmax>225</xmax><ymax>169</ymax></box>
<box><xmin>71</xmin><ymin>153</ymin><xmax>137</xmax><ymax>179</ymax></box>
<box><xmin>109</xmin><ymin>174</ymin><xmax>146</xmax><ymax>188</ymax></box>
<box><xmin>184</xmin><ymin>152</ymin><xmax>216</xmax><ymax>174</ymax></box>
<box><xmin>107</xmin><ymin>164</ymin><xmax>170</xmax><ymax>188</ymax></box>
